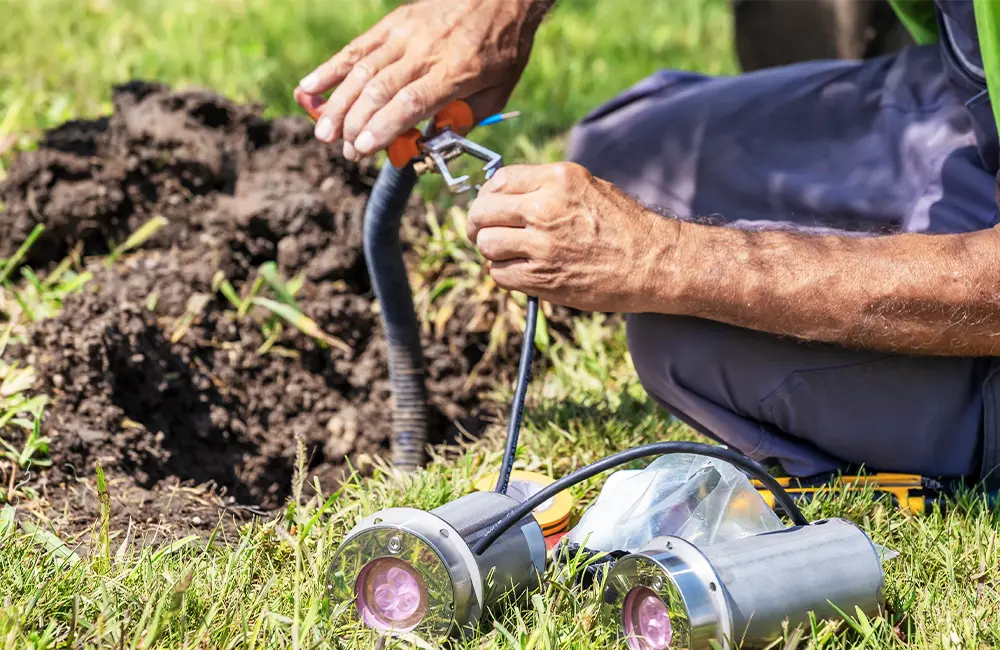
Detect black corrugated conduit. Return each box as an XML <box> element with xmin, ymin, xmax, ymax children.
<box><xmin>362</xmin><ymin>162</ymin><xmax>428</xmax><ymax>470</ymax></box>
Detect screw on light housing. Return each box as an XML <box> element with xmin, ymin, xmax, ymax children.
<box><xmin>327</xmin><ymin>491</ymin><xmax>546</xmax><ymax>644</ymax></box>
<box><xmin>600</xmin><ymin>518</ymin><xmax>886</xmax><ymax>650</ymax></box>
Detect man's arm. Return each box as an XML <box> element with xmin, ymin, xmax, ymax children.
<box><xmin>663</xmin><ymin>220</ymin><xmax>1000</xmax><ymax>355</ymax></box>
<box><xmin>467</xmin><ymin>162</ymin><xmax>1000</xmax><ymax>357</ymax></box>
<box><xmin>294</xmin><ymin>0</ymin><xmax>555</xmax><ymax>159</ymax></box>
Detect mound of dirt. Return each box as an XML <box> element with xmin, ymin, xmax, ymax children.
<box><xmin>0</xmin><ymin>81</ymin><xmax>564</xmax><ymax>535</ymax></box>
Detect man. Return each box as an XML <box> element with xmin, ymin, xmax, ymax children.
<box><xmin>294</xmin><ymin>0</ymin><xmax>1000</xmax><ymax>488</ymax></box>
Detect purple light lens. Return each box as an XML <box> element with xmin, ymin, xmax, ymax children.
<box><xmin>623</xmin><ymin>586</ymin><xmax>673</xmax><ymax>650</ymax></box>
<box><xmin>355</xmin><ymin>558</ymin><xmax>428</xmax><ymax>633</ymax></box>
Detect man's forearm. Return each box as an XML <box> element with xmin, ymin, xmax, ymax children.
<box><xmin>648</xmin><ymin>219</ymin><xmax>1000</xmax><ymax>356</ymax></box>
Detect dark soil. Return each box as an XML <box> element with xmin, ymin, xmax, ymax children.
<box><xmin>0</xmin><ymin>81</ymin><xmax>566</xmax><ymax>537</ymax></box>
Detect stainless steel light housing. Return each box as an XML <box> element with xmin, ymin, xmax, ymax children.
<box><xmin>327</xmin><ymin>491</ymin><xmax>546</xmax><ymax>644</ymax></box>
<box><xmin>600</xmin><ymin>518</ymin><xmax>886</xmax><ymax>649</ymax></box>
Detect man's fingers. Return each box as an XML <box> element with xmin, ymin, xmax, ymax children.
<box><xmin>466</xmin><ymin>194</ymin><xmax>528</xmax><ymax>243</ymax></box>
<box><xmin>298</xmin><ymin>27</ymin><xmax>389</xmax><ymax>95</ymax></box>
<box><xmin>479</xmin><ymin>164</ymin><xmax>548</xmax><ymax>195</ymax></box>
<box><xmin>489</xmin><ymin>259</ymin><xmax>534</xmax><ymax>293</ymax></box>
<box><xmin>293</xmin><ymin>86</ymin><xmax>325</xmax><ymax>121</ymax></box>
<box><xmin>352</xmin><ymin>74</ymin><xmax>452</xmax><ymax>157</ymax></box>
<box><xmin>313</xmin><ymin>44</ymin><xmax>405</xmax><ymax>145</ymax></box>
<box><xmin>342</xmin><ymin>60</ymin><xmax>422</xmax><ymax>150</ymax></box>
<box><xmin>475</xmin><ymin>227</ymin><xmax>541</xmax><ymax>262</ymax></box>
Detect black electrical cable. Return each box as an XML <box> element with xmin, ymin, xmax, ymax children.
<box><xmin>473</xmin><ymin>441</ymin><xmax>810</xmax><ymax>556</ymax></box>
<box><xmin>493</xmin><ymin>295</ymin><xmax>539</xmax><ymax>495</ymax></box>
<box><xmin>472</xmin><ymin>158</ymin><xmax>539</xmax><ymax>497</ymax></box>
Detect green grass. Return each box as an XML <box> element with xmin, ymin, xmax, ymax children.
<box><xmin>2</xmin><ymin>338</ymin><xmax>999</xmax><ymax>648</ymax></box>
<box><xmin>1</xmin><ymin>0</ymin><xmax>998</xmax><ymax>648</ymax></box>
<box><xmin>0</xmin><ymin>0</ymin><xmax>737</xmax><ymax>167</ymax></box>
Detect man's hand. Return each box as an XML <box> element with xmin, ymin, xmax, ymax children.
<box><xmin>467</xmin><ymin>163</ymin><xmax>680</xmax><ymax>312</ymax></box>
<box><xmin>469</xmin><ymin>163</ymin><xmax>1000</xmax><ymax>356</ymax></box>
<box><xmin>294</xmin><ymin>0</ymin><xmax>552</xmax><ymax>160</ymax></box>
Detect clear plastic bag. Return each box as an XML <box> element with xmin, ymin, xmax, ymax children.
<box><xmin>566</xmin><ymin>453</ymin><xmax>785</xmax><ymax>552</ymax></box>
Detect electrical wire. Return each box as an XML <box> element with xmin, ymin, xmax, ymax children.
<box><xmin>475</xmin><ymin>154</ymin><xmax>540</xmax><ymax>496</ymax></box>
<box><xmin>478</xmin><ymin>111</ymin><xmax>522</xmax><ymax>127</ymax></box>
<box><xmin>473</xmin><ymin>441</ymin><xmax>810</xmax><ymax>556</ymax></box>
<box><xmin>493</xmin><ymin>295</ymin><xmax>539</xmax><ymax>494</ymax></box>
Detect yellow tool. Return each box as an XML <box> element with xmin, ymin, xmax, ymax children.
<box><xmin>752</xmin><ymin>472</ymin><xmax>946</xmax><ymax>515</ymax></box>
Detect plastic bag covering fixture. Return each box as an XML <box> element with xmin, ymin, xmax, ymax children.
<box><xmin>566</xmin><ymin>453</ymin><xmax>785</xmax><ymax>552</ymax></box>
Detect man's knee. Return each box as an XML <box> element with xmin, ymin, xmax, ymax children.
<box><xmin>626</xmin><ymin>312</ymin><xmax>988</xmax><ymax>479</ymax></box>
<box><xmin>625</xmin><ymin>311</ymin><xmax>790</xmax><ymax>419</ymax></box>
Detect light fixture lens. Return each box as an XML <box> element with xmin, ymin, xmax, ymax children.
<box><xmin>355</xmin><ymin>558</ymin><xmax>428</xmax><ymax>633</ymax></box>
<box><xmin>623</xmin><ymin>586</ymin><xmax>673</xmax><ymax>650</ymax></box>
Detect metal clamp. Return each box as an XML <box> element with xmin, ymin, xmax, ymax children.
<box><xmin>414</xmin><ymin>129</ymin><xmax>503</xmax><ymax>194</ymax></box>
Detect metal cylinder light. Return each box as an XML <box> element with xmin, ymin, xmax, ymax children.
<box><xmin>327</xmin><ymin>491</ymin><xmax>546</xmax><ymax>643</ymax></box>
<box><xmin>600</xmin><ymin>518</ymin><xmax>885</xmax><ymax>650</ymax></box>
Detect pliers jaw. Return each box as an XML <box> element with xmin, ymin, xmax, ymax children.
<box><xmin>414</xmin><ymin>130</ymin><xmax>503</xmax><ymax>194</ymax></box>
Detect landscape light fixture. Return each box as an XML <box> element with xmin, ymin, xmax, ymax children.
<box><xmin>600</xmin><ymin>518</ymin><xmax>885</xmax><ymax>650</ymax></box>
<box><xmin>326</xmin><ymin>491</ymin><xmax>546</xmax><ymax>644</ymax></box>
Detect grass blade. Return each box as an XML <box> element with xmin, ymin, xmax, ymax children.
<box><xmin>41</xmin><ymin>253</ymin><xmax>75</xmax><ymax>288</ymax></box>
<box><xmin>1</xmin><ymin>362</ymin><xmax>37</xmax><ymax>397</ymax></box>
<box><xmin>7</xmin><ymin>282</ymin><xmax>37</xmax><ymax>322</ymax></box>
<box><xmin>534</xmin><ymin>306</ymin><xmax>550</xmax><ymax>352</ymax></box>
<box><xmin>428</xmin><ymin>277</ymin><xmax>457</xmax><ymax>304</ymax></box>
<box><xmin>0</xmin><ymin>97</ymin><xmax>24</xmax><ymax>140</ymax></box>
<box><xmin>20</xmin><ymin>267</ymin><xmax>42</xmax><ymax>292</ymax></box>
<box><xmin>287</xmin><ymin>271</ymin><xmax>305</xmax><ymax>297</ymax></box>
<box><xmin>212</xmin><ymin>271</ymin><xmax>243</xmax><ymax>310</ymax></box>
<box><xmin>219</xmin><ymin>280</ymin><xmax>242</xmax><ymax>309</ymax></box>
<box><xmin>0</xmin><ymin>320</ymin><xmax>14</xmax><ymax>358</ymax></box>
<box><xmin>151</xmin><ymin>535</ymin><xmax>200</xmax><ymax>563</ymax></box>
<box><xmin>0</xmin><ymin>504</ymin><xmax>14</xmax><ymax>538</ymax></box>
<box><xmin>0</xmin><ymin>223</ymin><xmax>44</xmax><ymax>284</ymax></box>
<box><xmin>258</xmin><ymin>261</ymin><xmax>298</xmax><ymax>308</ymax></box>
<box><xmin>53</xmin><ymin>270</ymin><xmax>92</xmax><ymax>295</ymax></box>
<box><xmin>250</xmin><ymin>297</ymin><xmax>351</xmax><ymax>353</ymax></box>
<box><xmin>238</xmin><ymin>276</ymin><xmax>265</xmax><ymax>317</ymax></box>
<box><xmin>20</xmin><ymin>519</ymin><xmax>80</xmax><ymax>567</ymax></box>
<box><xmin>0</xmin><ymin>395</ymin><xmax>47</xmax><ymax>429</ymax></box>
<box><xmin>95</xmin><ymin>462</ymin><xmax>112</xmax><ymax>571</ymax></box>
<box><xmin>105</xmin><ymin>215</ymin><xmax>168</xmax><ymax>267</ymax></box>
<box><xmin>169</xmin><ymin>293</ymin><xmax>210</xmax><ymax>343</ymax></box>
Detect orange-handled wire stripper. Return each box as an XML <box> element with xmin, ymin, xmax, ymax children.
<box><xmin>301</xmin><ymin>98</ymin><xmax>506</xmax><ymax>194</ymax></box>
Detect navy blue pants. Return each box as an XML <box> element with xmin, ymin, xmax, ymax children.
<box><xmin>567</xmin><ymin>44</ymin><xmax>1000</xmax><ymax>483</ymax></box>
